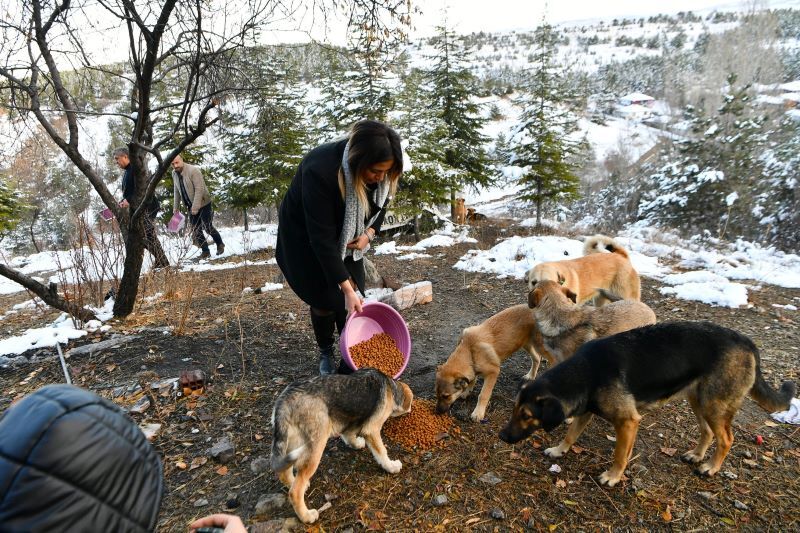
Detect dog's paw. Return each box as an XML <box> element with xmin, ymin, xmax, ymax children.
<box><xmin>598</xmin><ymin>470</ymin><xmax>621</xmax><ymax>487</ymax></box>
<box><xmin>383</xmin><ymin>459</ymin><xmax>402</xmax><ymax>474</ymax></box>
<box><xmin>470</xmin><ymin>407</ymin><xmax>486</xmax><ymax>422</ymax></box>
<box><xmin>694</xmin><ymin>462</ymin><xmax>719</xmax><ymax>477</ymax></box>
<box><xmin>299</xmin><ymin>509</ymin><xmax>319</xmax><ymax>524</ymax></box>
<box><xmin>681</xmin><ymin>450</ymin><xmax>704</xmax><ymax>464</ymax></box>
<box><xmin>544</xmin><ymin>444</ymin><xmax>568</xmax><ymax>458</ymax></box>
<box><xmin>349</xmin><ymin>436</ymin><xmax>366</xmax><ymax>449</ymax></box>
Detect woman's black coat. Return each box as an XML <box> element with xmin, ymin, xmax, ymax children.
<box><xmin>276</xmin><ymin>138</ymin><xmax>386</xmax><ymax>311</ymax></box>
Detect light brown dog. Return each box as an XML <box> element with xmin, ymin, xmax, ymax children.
<box><xmin>435</xmin><ymin>304</ymin><xmax>555</xmax><ymax>422</ymax></box>
<box><xmin>528</xmin><ymin>279</ymin><xmax>656</xmax><ymax>362</ymax></box>
<box><xmin>454</xmin><ymin>198</ymin><xmax>467</xmax><ymax>225</ymax></box>
<box><xmin>524</xmin><ymin>235</ymin><xmax>640</xmax><ymax>305</ymax></box>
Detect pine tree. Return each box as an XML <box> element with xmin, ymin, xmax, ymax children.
<box><xmin>0</xmin><ymin>178</ymin><xmax>24</xmax><ymax>235</ymax></box>
<box><xmin>392</xmin><ymin>67</ymin><xmax>452</xmax><ymax>238</ymax></box>
<box><xmin>426</xmin><ymin>23</ymin><xmax>493</xmax><ymax>212</ymax></box>
<box><xmin>509</xmin><ymin>23</ymin><xmax>587</xmax><ymax>227</ymax></box>
<box><xmin>215</xmin><ymin>64</ymin><xmax>309</xmax><ymax>229</ymax></box>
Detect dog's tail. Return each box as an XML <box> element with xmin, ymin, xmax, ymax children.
<box><xmin>583</xmin><ymin>235</ymin><xmax>630</xmax><ymax>259</ymax></box>
<box><xmin>595</xmin><ymin>288</ymin><xmax>624</xmax><ymax>302</ymax></box>
<box><xmin>749</xmin><ymin>347</ymin><xmax>796</xmax><ymax>413</ymax></box>
<box><xmin>270</xmin><ymin>405</ymin><xmax>305</xmax><ymax>472</ymax></box>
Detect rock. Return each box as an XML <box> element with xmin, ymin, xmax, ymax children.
<box><xmin>432</xmin><ymin>494</ymin><xmax>448</xmax><ymax>506</ymax></box>
<box><xmin>340</xmin><ymin>528</ymin><xmax>354</xmax><ymax>533</ymax></box>
<box><xmin>479</xmin><ymin>471</ymin><xmax>502</xmax><ymax>485</ymax></box>
<box><xmin>220</xmin><ymin>416</ymin><xmax>235</xmax><ymax>428</ymax></box>
<box><xmin>628</xmin><ymin>463</ymin><xmax>648</xmax><ymax>475</ymax></box>
<box><xmin>139</xmin><ymin>423</ymin><xmax>161</xmax><ymax>441</ymax></box>
<box><xmin>733</xmin><ymin>500</ymin><xmax>749</xmax><ymax>511</ymax></box>
<box><xmin>697</xmin><ymin>491</ymin><xmax>715</xmax><ymax>500</ymax></box>
<box><xmin>129</xmin><ymin>396</ymin><xmax>151</xmax><ymax>414</ymax></box>
<box><xmin>226</xmin><ymin>495</ymin><xmax>240</xmax><ymax>509</ymax></box>
<box><xmin>193</xmin><ymin>498</ymin><xmax>209</xmax><ymax>507</ymax></box>
<box><xmin>490</xmin><ymin>508</ymin><xmax>506</xmax><ymax>520</ymax></box>
<box><xmin>255</xmin><ymin>493</ymin><xmax>286</xmax><ymax>515</ymax></box>
<box><xmin>66</xmin><ymin>335</ymin><xmax>140</xmax><ymax>358</ymax></box>
<box><xmin>209</xmin><ymin>436</ymin><xmax>236</xmax><ymax>463</ymax></box>
<box><xmin>250</xmin><ymin>456</ymin><xmax>271</xmax><ymax>474</ymax></box>
<box><xmin>363</xmin><ymin>256</ymin><xmax>381</xmax><ymax>285</ymax></box>
<box><xmin>722</xmin><ymin>471</ymin><xmax>738</xmax><ymax>480</ymax></box>
<box><xmin>250</xmin><ymin>518</ymin><xmax>298</xmax><ymax>533</ymax></box>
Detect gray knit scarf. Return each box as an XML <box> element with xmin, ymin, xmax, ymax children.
<box><xmin>338</xmin><ymin>141</ymin><xmax>390</xmax><ymax>261</ymax></box>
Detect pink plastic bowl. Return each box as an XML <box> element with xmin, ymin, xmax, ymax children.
<box><xmin>339</xmin><ymin>301</ymin><xmax>412</xmax><ymax>379</ymax></box>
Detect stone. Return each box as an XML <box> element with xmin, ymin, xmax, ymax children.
<box><xmin>209</xmin><ymin>436</ymin><xmax>235</xmax><ymax>463</ymax></box>
<box><xmin>432</xmin><ymin>494</ymin><xmax>448</xmax><ymax>507</ymax></box>
<box><xmin>733</xmin><ymin>500</ymin><xmax>749</xmax><ymax>511</ymax></box>
<box><xmin>255</xmin><ymin>493</ymin><xmax>286</xmax><ymax>515</ymax></box>
<box><xmin>479</xmin><ymin>471</ymin><xmax>502</xmax><ymax>485</ymax></box>
<box><xmin>363</xmin><ymin>256</ymin><xmax>381</xmax><ymax>285</ymax></box>
<box><xmin>129</xmin><ymin>396</ymin><xmax>151</xmax><ymax>414</ymax></box>
<box><xmin>193</xmin><ymin>498</ymin><xmax>209</xmax><ymax>507</ymax></box>
<box><xmin>250</xmin><ymin>456</ymin><xmax>271</xmax><ymax>474</ymax></box>
<box><xmin>490</xmin><ymin>508</ymin><xmax>506</xmax><ymax>520</ymax></box>
<box><xmin>697</xmin><ymin>491</ymin><xmax>715</xmax><ymax>500</ymax></box>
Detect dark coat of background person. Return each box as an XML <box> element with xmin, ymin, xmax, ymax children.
<box><xmin>276</xmin><ymin>138</ymin><xmax>386</xmax><ymax>311</ymax></box>
<box><xmin>0</xmin><ymin>384</ymin><xmax>163</xmax><ymax>532</ymax></box>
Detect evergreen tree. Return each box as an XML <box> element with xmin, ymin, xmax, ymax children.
<box><xmin>392</xmin><ymin>67</ymin><xmax>452</xmax><ymax>237</ymax></box>
<box><xmin>215</xmin><ymin>66</ymin><xmax>309</xmax><ymax>229</ymax></box>
<box><xmin>0</xmin><ymin>178</ymin><xmax>24</xmax><ymax>236</ymax></box>
<box><xmin>426</xmin><ymin>23</ymin><xmax>493</xmax><ymax>211</ymax></box>
<box><xmin>509</xmin><ymin>23</ymin><xmax>587</xmax><ymax>227</ymax></box>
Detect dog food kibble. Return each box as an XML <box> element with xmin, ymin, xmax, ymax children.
<box><xmin>383</xmin><ymin>398</ymin><xmax>456</xmax><ymax>450</ymax></box>
<box><xmin>349</xmin><ymin>333</ymin><xmax>405</xmax><ymax>377</ymax></box>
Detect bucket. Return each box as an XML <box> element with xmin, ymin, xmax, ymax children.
<box><xmin>339</xmin><ymin>301</ymin><xmax>411</xmax><ymax>379</ymax></box>
<box><xmin>100</xmin><ymin>208</ymin><xmax>114</xmax><ymax>221</ymax></box>
<box><xmin>167</xmin><ymin>212</ymin><xmax>186</xmax><ymax>233</ymax></box>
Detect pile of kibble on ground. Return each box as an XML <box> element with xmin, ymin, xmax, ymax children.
<box><xmin>349</xmin><ymin>332</ymin><xmax>405</xmax><ymax>377</ymax></box>
<box><xmin>383</xmin><ymin>398</ymin><xmax>458</xmax><ymax>450</ymax></box>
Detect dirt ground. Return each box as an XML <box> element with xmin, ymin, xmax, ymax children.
<box><xmin>1</xmin><ymin>220</ymin><xmax>799</xmax><ymax>532</ymax></box>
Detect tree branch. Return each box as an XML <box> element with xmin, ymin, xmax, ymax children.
<box><xmin>0</xmin><ymin>264</ymin><xmax>97</xmax><ymax>323</ymax></box>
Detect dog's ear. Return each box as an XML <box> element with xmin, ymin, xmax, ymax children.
<box><xmin>455</xmin><ymin>376</ymin><xmax>470</xmax><ymax>391</ymax></box>
<box><xmin>528</xmin><ymin>287</ymin><xmax>542</xmax><ymax>308</ymax></box>
<box><xmin>562</xmin><ymin>286</ymin><xmax>577</xmax><ymax>303</ymax></box>
<box><xmin>557</xmin><ymin>272</ymin><xmax>566</xmax><ymax>285</ymax></box>
<box><xmin>537</xmin><ymin>397</ymin><xmax>566</xmax><ymax>432</ymax></box>
<box><xmin>398</xmin><ymin>382</ymin><xmax>413</xmax><ymax>412</ymax></box>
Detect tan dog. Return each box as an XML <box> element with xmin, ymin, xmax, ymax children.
<box><xmin>524</xmin><ymin>235</ymin><xmax>640</xmax><ymax>305</ymax></box>
<box><xmin>454</xmin><ymin>198</ymin><xmax>467</xmax><ymax>225</ymax></box>
<box><xmin>435</xmin><ymin>304</ymin><xmax>555</xmax><ymax>422</ymax></box>
<box><xmin>528</xmin><ymin>280</ymin><xmax>656</xmax><ymax>362</ymax></box>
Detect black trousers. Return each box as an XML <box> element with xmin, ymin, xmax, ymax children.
<box><xmin>189</xmin><ymin>204</ymin><xmax>223</xmax><ymax>251</ymax></box>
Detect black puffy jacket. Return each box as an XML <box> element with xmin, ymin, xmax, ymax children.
<box><xmin>0</xmin><ymin>384</ymin><xmax>163</xmax><ymax>532</ymax></box>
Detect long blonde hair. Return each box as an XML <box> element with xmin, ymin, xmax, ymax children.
<box><xmin>338</xmin><ymin>120</ymin><xmax>403</xmax><ymax>213</ymax></box>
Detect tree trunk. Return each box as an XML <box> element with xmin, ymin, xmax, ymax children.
<box><xmin>113</xmin><ymin>220</ymin><xmax>147</xmax><ymax>317</ymax></box>
<box><xmin>413</xmin><ymin>214</ymin><xmax>421</xmax><ymax>242</ymax></box>
<box><xmin>243</xmin><ymin>207</ymin><xmax>249</xmax><ymax>231</ymax></box>
<box><xmin>29</xmin><ymin>208</ymin><xmax>41</xmax><ymax>253</ymax></box>
<box><xmin>0</xmin><ymin>264</ymin><xmax>97</xmax><ymax>322</ymax></box>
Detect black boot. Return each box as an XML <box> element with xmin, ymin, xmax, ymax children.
<box><xmin>310</xmin><ymin>308</ymin><xmax>338</xmax><ymax>376</ymax></box>
<box><xmin>319</xmin><ymin>345</ymin><xmax>336</xmax><ymax>375</ymax></box>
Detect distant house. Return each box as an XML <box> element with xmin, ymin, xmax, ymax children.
<box><xmin>756</xmin><ymin>80</ymin><xmax>800</xmax><ymax>109</ymax></box>
<box><xmin>619</xmin><ymin>92</ymin><xmax>655</xmax><ymax>107</ymax></box>
<box><xmin>616</xmin><ymin>103</ymin><xmax>654</xmax><ymax>121</ymax></box>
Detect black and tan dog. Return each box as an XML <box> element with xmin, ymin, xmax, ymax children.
<box><xmin>271</xmin><ymin>369</ymin><xmax>413</xmax><ymax>523</ymax></box>
<box><xmin>499</xmin><ymin>321</ymin><xmax>795</xmax><ymax>487</ymax></box>
<box><xmin>435</xmin><ymin>304</ymin><xmax>552</xmax><ymax>421</ymax></box>
<box><xmin>528</xmin><ymin>279</ymin><xmax>656</xmax><ymax>361</ymax></box>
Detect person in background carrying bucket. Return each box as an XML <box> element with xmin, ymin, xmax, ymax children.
<box><xmin>276</xmin><ymin>120</ymin><xmax>403</xmax><ymax>375</ymax></box>
<box><xmin>171</xmin><ymin>154</ymin><xmax>225</xmax><ymax>260</ymax></box>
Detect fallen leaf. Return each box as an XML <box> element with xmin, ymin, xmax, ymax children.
<box><xmin>661</xmin><ymin>505</ymin><xmax>672</xmax><ymax>522</ymax></box>
<box><xmin>570</xmin><ymin>445</ymin><xmax>585</xmax><ymax>454</ymax></box>
<box><xmin>555</xmin><ymin>479</ymin><xmax>567</xmax><ymax>488</ymax></box>
<box><xmin>255</xmin><ymin>433</ymin><xmax>263</xmax><ymax>441</ymax></box>
<box><xmin>548</xmin><ymin>525</ymin><xmax>558</xmax><ymax>532</ymax></box>
<box><xmin>660</xmin><ymin>447</ymin><xmax>677</xmax><ymax>457</ymax></box>
<box><xmin>105</xmin><ymin>364</ymin><xmax>117</xmax><ymax>372</ymax></box>
<box><xmin>720</xmin><ymin>517</ymin><xmax>735</xmax><ymax>526</ymax></box>
<box><xmin>465</xmin><ymin>517</ymin><xmax>480</xmax><ymax>526</ymax></box>
<box><xmin>216</xmin><ymin>466</ymin><xmax>228</xmax><ymax>476</ymax></box>
<box><xmin>563</xmin><ymin>500</ymin><xmax>577</xmax><ymax>506</ymax></box>
<box><xmin>763</xmin><ymin>420</ymin><xmax>779</xmax><ymax>427</ymax></box>
<box><xmin>606</xmin><ymin>434</ymin><xmax>617</xmax><ymax>442</ymax></box>
<box><xmin>175</xmin><ymin>461</ymin><xmax>187</xmax><ymax>470</ymax></box>
<box><xmin>189</xmin><ymin>456</ymin><xmax>208</xmax><ymax>470</ymax></box>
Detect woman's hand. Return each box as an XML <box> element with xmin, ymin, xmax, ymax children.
<box><xmin>341</xmin><ymin>279</ymin><xmax>363</xmax><ymax>315</ymax></box>
<box><xmin>346</xmin><ymin>233</ymin><xmax>370</xmax><ymax>251</ymax></box>
<box><xmin>188</xmin><ymin>513</ymin><xmax>246</xmax><ymax>533</ymax></box>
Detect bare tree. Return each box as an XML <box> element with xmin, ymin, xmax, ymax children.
<box><xmin>0</xmin><ymin>0</ymin><xmax>411</xmax><ymax>318</ymax></box>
